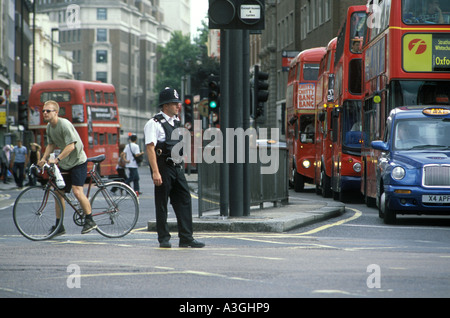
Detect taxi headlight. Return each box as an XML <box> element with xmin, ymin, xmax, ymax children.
<box><xmin>392</xmin><ymin>166</ymin><xmax>406</xmax><ymax>180</ymax></box>
<box><xmin>302</xmin><ymin>160</ymin><xmax>311</xmax><ymax>169</ymax></box>
<box><xmin>353</xmin><ymin>162</ymin><xmax>362</xmax><ymax>173</ymax></box>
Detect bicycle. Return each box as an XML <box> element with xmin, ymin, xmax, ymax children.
<box><xmin>13</xmin><ymin>154</ymin><xmax>139</xmax><ymax>241</ymax></box>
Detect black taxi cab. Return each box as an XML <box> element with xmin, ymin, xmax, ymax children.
<box><xmin>371</xmin><ymin>106</ymin><xmax>450</xmax><ymax>224</ymax></box>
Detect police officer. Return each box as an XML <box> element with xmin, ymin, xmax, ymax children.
<box><xmin>144</xmin><ymin>87</ymin><xmax>205</xmax><ymax>248</ymax></box>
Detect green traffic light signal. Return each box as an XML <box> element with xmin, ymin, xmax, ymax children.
<box><xmin>208</xmin><ymin>75</ymin><xmax>220</xmax><ymax>110</ymax></box>
<box><xmin>209</xmin><ymin>100</ymin><xmax>217</xmax><ymax>109</ymax></box>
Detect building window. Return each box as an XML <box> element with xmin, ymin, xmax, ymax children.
<box><xmin>311</xmin><ymin>0</ymin><xmax>317</xmax><ymax>29</ymax></box>
<box><xmin>318</xmin><ymin>0</ymin><xmax>323</xmax><ymax>25</ymax></box>
<box><xmin>301</xmin><ymin>6</ymin><xmax>307</xmax><ymax>39</ymax></box>
<box><xmin>325</xmin><ymin>0</ymin><xmax>331</xmax><ymax>22</ymax></box>
<box><xmin>96</xmin><ymin>50</ymin><xmax>107</xmax><ymax>63</ymax></box>
<box><xmin>96</xmin><ymin>72</ymin><xmax>107</xmax><ymax>83</ymax></box>
<box><xmin>97</xmin><ymin>29</ymin><xmax>107</xmax><ymax>42</ymax></box>
<box><xmin>307</xmin><ymin>1</ymin><xmax>311</xmax><ymax>33</ymax></box>
<box><xmin>97</xmin><ymin>8</ymin><xmax>107</xmax><ymax>20</ymax></box>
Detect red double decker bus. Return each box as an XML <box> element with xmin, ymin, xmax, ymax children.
<box><xmin>28</xmin><ymin>80</ymin><xmax>121</xmax><ymax>176</ymax></box>
<box><xmin>329</xmin><ymin>5</ymin><xmax>367</xmax><ymax>201</ymax></box>
<box><xmin>286</xmin><ymin>47</ymin><xmax>326</xmax><ymax>192</ymax></box>
<box><xmin>314</xmin><ymin>37</ymin><xmax>337</xmax><ymax>197</ymax></box>
<box><xmin>361</xmin><ymin>0</ymin><xmax>450</xmax><ymax>206</ymax></box>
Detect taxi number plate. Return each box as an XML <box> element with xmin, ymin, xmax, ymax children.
<box><xmin>422</xmin><ymin>195</ymin><xmax>450</xmax><ymax>203</ymax></box>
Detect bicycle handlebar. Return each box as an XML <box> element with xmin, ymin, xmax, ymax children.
<box><xmin>29</xmin><ymin>163</ymin><xmax>52</xmax><ymax>175</ymax></box>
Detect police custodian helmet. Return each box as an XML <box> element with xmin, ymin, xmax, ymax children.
<box><xmin>158</xmin><ymin>87</ymin><xmax>181</xmax><ymax>107</ymax></box>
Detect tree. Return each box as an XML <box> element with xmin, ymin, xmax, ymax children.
<box><xmin>156</xmin><ymin>22</ymin><xmax>220</xmax><ymax>108</ymax></box>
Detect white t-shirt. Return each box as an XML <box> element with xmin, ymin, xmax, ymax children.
<box><xmin>124</xmin><ymin>142</ymin><xmax>140</xmax><ymax>168</ymax></box>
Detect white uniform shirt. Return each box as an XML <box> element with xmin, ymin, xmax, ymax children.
<box><xmin>144</xmin><ymin>111</ymin><xmax>179</xmax><ymax>146</ymax></box>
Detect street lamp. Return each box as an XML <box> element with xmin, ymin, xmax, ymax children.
<box><xmin>51</xmin><ymin>28</ymin><xmax>59</xmax><ymax>79</ymax></box>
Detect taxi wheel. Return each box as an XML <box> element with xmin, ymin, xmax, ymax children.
<box><xmin>380</xmin><ymin>191</ymin><xmax>397</xmax><ymax>224</ymax></box>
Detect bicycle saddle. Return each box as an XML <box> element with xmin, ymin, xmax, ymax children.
<box><xmin>87</xmin><ymin>154</ymin><xmax>106</xmax><ymax>163</ymax></box>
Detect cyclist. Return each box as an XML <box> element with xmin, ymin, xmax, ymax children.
<box><xmin>38</xmin><ymin>100</ymin><xmax>97</xmax><ymax>236</ymax></box>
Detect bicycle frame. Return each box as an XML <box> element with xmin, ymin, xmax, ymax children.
<box><xmin>31</xmin><ymin>160</ymin><xmax>121</xmax><ymax>219</ymax></box>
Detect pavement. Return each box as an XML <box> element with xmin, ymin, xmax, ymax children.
<box><xmin>147</xmin><ymin>173</ymin><xmax>346</xmax><ymax>233</ymax></box>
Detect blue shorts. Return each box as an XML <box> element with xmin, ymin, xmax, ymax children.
<box><xmin>61</xmin><ymin>161</ymin><xmax>87</xmax><ymax>192</ymax></box>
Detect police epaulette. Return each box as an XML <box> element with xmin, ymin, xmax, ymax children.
<box><xmin>153</xmin><ymin>114</ymin><xmax>166</xmax><ymax>123</ymax></box>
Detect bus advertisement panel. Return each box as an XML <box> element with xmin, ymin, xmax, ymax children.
<box><xmin>28</xmin><ymin>80</ymin><xmax>121</xmax><ymax>177</ymax></box>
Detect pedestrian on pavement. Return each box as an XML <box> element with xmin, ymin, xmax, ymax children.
<box><xmin>112</xmin><ymin>144</ymin><xmax>129</xmax><ymax>193</ymax></box>
<box><xmin>37</xmin><ymin>100</ymin><xmax>97</xmax><ymax>236</ymax></box>
<box><xmin>10</xmin><ymin>140</ymin><xmax>27</xmax><ymax>188</ymax></box>
<box><xmin>124</xmin><ymin>135</ymin><xmax>143</xmax><ymax>195</ymax></box>
<box><xmin>0</xmin><ymin>145</ymin><xmax>11</xmax><ymax>184</ymax></box>
<box><xmin>144</xmin><ymin>87</ymin><xmax>205</xmax><ymax>248</ymax></box>
<box><xmin>26</xmin><ymin>143</ymin><xmax>41</xmax><ymax>186</ymax></box>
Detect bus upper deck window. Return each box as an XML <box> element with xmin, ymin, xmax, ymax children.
<box><xmin>402</xmin><ymin>0</ymin><xmax>448</xmax><ymax>24</ymax></box>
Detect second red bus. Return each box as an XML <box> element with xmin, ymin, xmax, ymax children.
<box><xmin>286</xmin><ymin>47</ymin><xmax>326</xmax><ymax>192</ymax></box>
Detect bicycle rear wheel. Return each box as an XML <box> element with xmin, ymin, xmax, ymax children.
<box><xmin>90</xmin><ymin>182</ymin><xmax>139</xmax><ymax>238</ymax></box>
<box><xmin>13</xmin><ymin>186</ymin><xmax>64</xmax><ymax>241</ymax></box>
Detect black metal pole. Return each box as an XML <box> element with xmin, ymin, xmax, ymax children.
<box><xmin>220</xmin><ymin>29</ymin><xmax>229</xmax><ymax>217</ymax></box>
<box><xmin>228</xmin><ymin>29</ymin><xmax>244</xmax><ymax>217</ymax></box>
<box><xmin>242</xmin><ymin>30</ymin><xmax>250</xmax><ymax>216</ymax></box>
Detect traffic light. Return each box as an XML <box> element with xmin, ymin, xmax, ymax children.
<box><xmin>253</xmin><ymin>65</ymin><xmax>269</xmax><ymax>119</ymax></box>
<box><xmin>208</xmin><ymin>0</ymin><xmax>265</xmax><ymax>30</ymax></box>
<box><xmin>208</xmin><ymin>75</ymin><xmax>220</xmax><ymax>111</ymax></box>
<box><xmin>183</xmin><ymin>95</ymin><xmax>194</xmax><ymax>131</ymax></box>
<box><xmin>18</xmin><ymin>95</ymin><xmax>28</xmax><ymax>128</ymax></box>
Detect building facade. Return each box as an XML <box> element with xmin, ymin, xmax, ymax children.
<box><xmin>35</xmin><ymin>0</ymin><xmax>170</xmax><ymax>143</ymax></box>
<box><xmin>31</xmin><ymin>13</ymin><xmax>73</xmax><ymax>83</ymax></box>
<box><xmin>159</xmin><ymin>0</ymin><xmax>191</xmax><ymax>37</ymax></box>
<box><xmin>0</xmin><ymin>0</ymin><xmax>33</xmax><ymax>145</ymax></box>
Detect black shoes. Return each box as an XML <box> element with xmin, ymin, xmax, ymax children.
<box><xmin>81</xmin><ymin>218</ymin><xmax>98</xmax><ymax>234</ymax></box>
<box><xmin>159</xmin><ymin>241</ymin><xmax>172</xmax><ymax>248</ymax></box>
<box><xmin>49</xmin><ymin>225</ymin><xmax>66</xmax><ymax>237</ymax></box>
<box><xmin>159</xmin><ymin>239</ymin><xmax>206</xmax><ymax>248</ymax></box>
<box><xmin>179</xmin><ymin>239</ymin><xmax>205</xmax><ymax>248</ymax></box>
<box><xmin>48</xmin><ymin>218</ymin><xmax>97</xmax><ymax>237</ymax></box>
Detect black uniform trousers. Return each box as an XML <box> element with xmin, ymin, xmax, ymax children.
<box><xmin>154</xmin><ymin>160</ymin><xmax>193</xmax><ymax>244</ymax></box>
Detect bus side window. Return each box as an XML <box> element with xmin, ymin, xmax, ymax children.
<box><xmin>94</xmin><ymin>132</ymin><xmax>98</xmax><ymax>145</ymax></box>
<box><xmin>99</xmin><ymin>133</ymin><xmax>105</xmax><ymax>145</ymax></box>
<box><xmin>96</xmin><ymin>92</ymin><xmax>103</xmax><ymax>103</ymax></box>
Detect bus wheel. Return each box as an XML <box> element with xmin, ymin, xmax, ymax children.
<box><xmin>321</xmin><ymin>169</ymin><xmax>332</xmax><ymax>198</ymax></box>
<box><xmin>380</xmin><ymin>190</ymin><xmax>396</xmax><ymax>224</ymax></box>
<box><xmin>294</xmin><ymin>171</ymin><xmax>304</xmax><ymax>192</ymax></box>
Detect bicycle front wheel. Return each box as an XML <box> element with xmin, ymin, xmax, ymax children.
<box><xmin>90</xmin><ymin>182</ymin><xmax>139</xmax><ymax>238</ymax></box>
<box><xmin>13</xmin><ymin>186</ymin><xmax>64</xmax><ymax>241</ymax></box>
